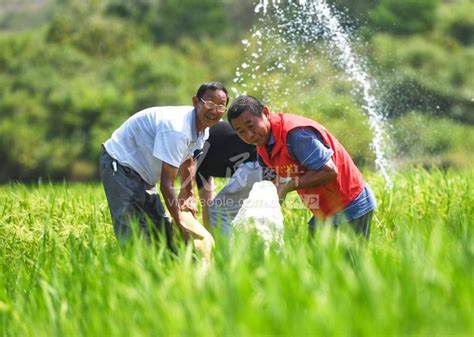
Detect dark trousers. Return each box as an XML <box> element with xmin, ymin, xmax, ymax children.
<box><xmin>308</xmin><ymin>210</ymin><xmax>373</xmax><ymax>239</ymax></box>
<box><xmin>99</xmin><ymin>147</ymin><xmax>174</xmax><ymax>248</ymax></box>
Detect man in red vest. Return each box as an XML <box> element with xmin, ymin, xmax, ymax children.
<box><xmin>227</xmin><ymin>95</ymin><xmax>376</xmax><ymax>238</ymax></box>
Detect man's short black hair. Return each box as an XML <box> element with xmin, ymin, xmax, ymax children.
<box><xmin>196</xmin><ymin>82</ymin><xmax>229</xmax><ymax>105</ymax></box>
<box><xmin>227</xmin><ymin>95</ymin><xmax>264</xmax><ymax>124</ymax></box>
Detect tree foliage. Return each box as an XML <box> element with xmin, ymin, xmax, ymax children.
<box><xmin>0</xmin><ymin>0</ymin><xmax>473</xmax><ymax>182</ymax></box>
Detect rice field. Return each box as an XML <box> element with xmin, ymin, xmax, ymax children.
<box><xmin>0</xmin><ymin>168</ymin><xmax>473</xmax><ymax>337</ymax></box>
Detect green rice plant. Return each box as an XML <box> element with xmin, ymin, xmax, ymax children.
<box><xmin>0</xmin><ymin>168</ymin><xmax>473</xmax><ymax>337</ymax></box>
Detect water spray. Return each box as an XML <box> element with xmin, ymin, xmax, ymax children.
<box><xmin>239</xmin><ymin>0</ymin><xmax>393</xmax><ymax>187</ymax></box>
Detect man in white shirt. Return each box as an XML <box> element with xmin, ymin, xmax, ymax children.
<box><xmin>99</xmin><ymin>82</ymin><xmax>228</xmax><ymax>245</ymax></box>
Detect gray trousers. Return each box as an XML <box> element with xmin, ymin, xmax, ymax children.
<box><xmin>308</xmin><ymin>210</ymin><xmax>373</xmax><ymax>239</ymax></box>
<box><xmin>99</xmin><ymin>147</ymin><xmax>173</xmax><ymax>247</ymax></box>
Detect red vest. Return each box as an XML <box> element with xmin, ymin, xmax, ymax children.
<box><xmin>257</xmin><ymin>113</ymin><xmax>365</xmax><ymax>219</ymax></box>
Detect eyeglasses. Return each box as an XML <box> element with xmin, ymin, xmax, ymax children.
<box><xmin>200</xmin><ymin>98</ymin><xmax>227</xmax><ymax>112</ymax></box>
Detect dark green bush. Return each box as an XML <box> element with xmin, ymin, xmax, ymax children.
<box><xmin>439</xmin><ymin>1</ymin><xmax>474</xmax><ymax>46</ymax></box>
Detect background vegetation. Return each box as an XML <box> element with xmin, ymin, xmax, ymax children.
<box><xmin>0</xmin><ymin>0</ymin><xmax>473</xmax><ymax>182</ymax></box>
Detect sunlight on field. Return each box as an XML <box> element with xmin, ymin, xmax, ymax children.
<box><xmin>0</xmin><ymin>169</ymin><xmax>473</xmax><ymax>336</ymax></box>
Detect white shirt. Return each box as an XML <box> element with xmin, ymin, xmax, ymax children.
<box><xmin>104</xmin><ymin>106</ymin><xmax>208</xmax><ymax>185</ymax></box>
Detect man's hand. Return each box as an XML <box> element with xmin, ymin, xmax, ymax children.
<box><xmin>179</xmin><ymin>195</ymin><xmax>198</xmax><ymax>217</ymax></box>
<box><xmin>177</xmin><ymin>221</ymin><xmax>191</xmax><ymax>242</ymax></box>
<box><xmin>274</xmin><ymin>159</ymin><xmax>338</xmax><ymax>204</ymax></box>
<box><xmin>179</xmin><ymin>211</ymin><xmax>205</xmax><ymax>240</ymax></box>
<box><xmin>275</xmin><ymin>177</ymin><xmax>295</xmax><ymax>204</ymax></box>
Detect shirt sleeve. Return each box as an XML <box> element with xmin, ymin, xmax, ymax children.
<box><xmin>286</xmin><ymin>127</ymin><xmax>334</xmax><ymax>171</ymax></box>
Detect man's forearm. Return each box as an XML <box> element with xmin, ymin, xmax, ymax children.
<box><xmin>278</xmin><ymin>161</ymin><xmax>338</xmax><ymax>196</ymax></box>
<box><xmin>293</xmin><ymin>166</ymin><xmax>337</xmax><ymax>190</ymax></box>
<box><xmin>178</xmin><ymin>158</ymin><xmax>196</xmax><ymax>199</ymax></box>
<box><xmin>160</xmin><ymin>183</ymin><xmax>182</xmax><ymax>226</ymax></box>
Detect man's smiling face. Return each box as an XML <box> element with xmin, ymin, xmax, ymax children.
<box><xmin>194</xmin><ymin>89</ymin><xmax>228</xmax><ymax>131</ymax></box>
<box><xmin>230</xmin><ymin>108</ymin><xmax>272</xmax><ymax>147</ymax></box>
